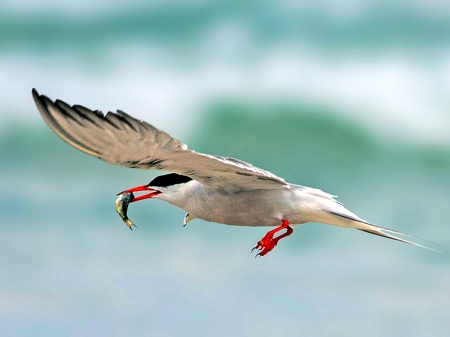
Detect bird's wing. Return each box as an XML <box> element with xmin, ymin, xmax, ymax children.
<box><xmin>33</xmin><ymin>89</ymin><xmax>286</xmax><ymax>191</ymax></box>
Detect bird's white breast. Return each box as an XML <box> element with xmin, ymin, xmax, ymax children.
<box><xmin>156</xmin><ymin>180</ymin><xmax>314</xmax><ymax>227</ymax></box>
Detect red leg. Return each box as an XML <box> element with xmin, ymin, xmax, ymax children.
<box><xmin>252</xmin><ymin>219</ymin><xmax>293</xmax><ymax>257</ymax></box>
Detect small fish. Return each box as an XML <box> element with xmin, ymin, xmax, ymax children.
<box><xmin>115</xmin><ymin>192</ymin><xmax>136</xmax><ymax>230</ymax></box>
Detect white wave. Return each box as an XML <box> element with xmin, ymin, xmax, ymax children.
<box><xmin>1</xmin><ymin>41</ymin><xmax>449</xmax><ymax>145</ymax></box>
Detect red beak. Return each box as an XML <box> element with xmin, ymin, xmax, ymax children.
<box><xmin>117</xmin><ymin>185</ymin><xmax>161</xmax><ymax>202</ymax></box>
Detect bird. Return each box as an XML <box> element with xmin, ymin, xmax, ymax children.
<box><xmin>32</xmin><ymin>88</ymin><xmax>438</xmax><ymax>257</ymax></box>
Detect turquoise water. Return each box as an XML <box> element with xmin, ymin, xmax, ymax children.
<box><xmin>1</xmin><ymin>1</ymin><xmax>449</xmax><ymax>336</ymax></box>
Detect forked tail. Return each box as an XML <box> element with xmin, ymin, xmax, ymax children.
<box><xmin>326</xmin><ymin>210</ymin><xmax>441</xmax><ymax>253</ymax></box>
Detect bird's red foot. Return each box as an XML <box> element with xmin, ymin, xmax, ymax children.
<box><xmin>252</xmin><ymin>219</ymin><xmax>293</xmax><ymax>258</ymax></box>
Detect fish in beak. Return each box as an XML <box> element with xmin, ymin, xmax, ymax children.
<box><xmin>115</xmin><ymin>185</ymin><xmax>162</xmax><ymax>230</ymax></box>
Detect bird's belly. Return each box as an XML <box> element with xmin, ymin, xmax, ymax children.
<box><xmin>196</xmin><ymin>204</ymin><xmax>277</xmax><ymax>227</ymax></box>
<box><xmin>182</xmin><ymin>188</ymin><xmax>308</xmax><ymax>227</ymax></box>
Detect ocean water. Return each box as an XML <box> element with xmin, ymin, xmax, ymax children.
<box><xmin>1</xmin><ymin>1</ymin><xmax>449</xmax><ymax>336</ymax></box>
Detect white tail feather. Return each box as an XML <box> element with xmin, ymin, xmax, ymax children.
<box><xmin>358</xmin><ymin>226</ymin><xmax>442</xmax><ymax>254</ymax></box>
<box><xmin>326</xmin><ymin>210</ymin><xmax>441</xmax><ymax>253</ymax></box>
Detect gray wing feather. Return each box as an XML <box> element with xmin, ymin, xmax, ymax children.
<box><xmin>33</xmin><ymin>89</ymin><xmax>286</xmax><ymax>190</ymax></box>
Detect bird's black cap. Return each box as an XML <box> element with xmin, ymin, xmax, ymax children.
<box><xmin>147</xmin><ymin>173</ymin><xmax>192</xmax><ymax>188</ymax></box>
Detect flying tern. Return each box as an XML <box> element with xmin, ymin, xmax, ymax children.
<box><xmin>32</xmin><ymin>89</ymin><xmax>438</xmax><ymax>256</ymax></box>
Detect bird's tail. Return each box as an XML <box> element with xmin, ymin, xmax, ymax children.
<box><xmin>315</xmin><ymin>197</ymin><xmax>441</xmax><ymax>253</ymax></box>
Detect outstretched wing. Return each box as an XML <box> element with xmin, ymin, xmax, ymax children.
<box><xmin>33</xmin><ymin>89</ymin><xmax>286</xmax><ymax>191</ymax></box>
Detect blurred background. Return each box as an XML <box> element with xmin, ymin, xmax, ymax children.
<box><xmin>1</xmin><ymin>0</ymin><xmax>449</xmax><ymax>336</ymax></box>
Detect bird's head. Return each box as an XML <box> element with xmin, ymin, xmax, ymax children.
<box><xmin>117</xmin><ymin>173</ymin><xmax>193</xmax><ymax>203</ymax></box>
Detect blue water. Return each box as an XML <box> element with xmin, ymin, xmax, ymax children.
<box><xmin>1</xmin><ymin>1</ymin><xmax>449</xmax><ymax>336</ymax></box>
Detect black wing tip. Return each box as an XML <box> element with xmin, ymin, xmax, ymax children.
<box><xmin>31</xmin><ymin>88</ymin><xmax>43</xmax><ymax>106</ymax></box>
<box><xmin>32</xmin><ymin>88</ymin><xmax>51</xmax><ymax>116</ymax></box>
<box><xmin>33</xmin><ymin>88</ymin><xmax>110</xmax><ymax>119</ymax></box>
<box><xmin>55</xmin><ymin>98</ymin><xmax>71</xmax><ymax>110</ymax></box>
<box><xmin>32</xmin><ymin>88</ymin><xmax>54</xmax><ymax>111</ymax></box>
<box><xmin>32</xmin><ymin>88</ymin><xmax>52</xmax><ymax>105</ymax></box>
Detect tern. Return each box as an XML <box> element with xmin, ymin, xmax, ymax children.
<box><xmin>32</xmin><ymin>89</ymin><xmax>438</xmax><ymax>256</ymax></box>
